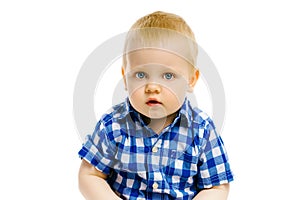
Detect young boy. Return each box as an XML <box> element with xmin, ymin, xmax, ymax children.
<box><xmin>78</xmin><ymin>11</ymin><xmax>233</xmax><ymax>200</ymax></box>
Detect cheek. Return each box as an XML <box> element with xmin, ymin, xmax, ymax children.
<box><xmin>162</xmin><ymin>80</ymin><xmax>188</xmax><ymax>98</ymax></box>
<box><xmin>162</xmin><ymin>86</ymin><xmax>187</xmax><ymax>109</ymax></box>
<box><xmin>126</xmin><ymin>79</ymin><xmax>145</xmax><ymax>95</ymax></box>
<box><xmin>167</xmin><ymin>89</ymin><xmax>186</xmax><ymax>105</ymax></box>
<box><xmin>127</xmin><ymin>86</ymin><xmax>146</xmax><ymax>106</ymax></box>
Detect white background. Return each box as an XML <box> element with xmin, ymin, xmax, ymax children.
<box><xmin>1</xmin><ymin>0</ymin><xmax>299</xmax><ymax>199</ymax></box>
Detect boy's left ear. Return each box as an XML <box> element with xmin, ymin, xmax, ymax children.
<box><xmin>187</xmin><ymin>69</ymin><xmax>199</xmax><ymax>92</ymax></box>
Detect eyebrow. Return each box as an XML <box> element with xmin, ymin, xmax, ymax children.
<box><xmin>128</xmin><ymin>63</ymin><xmax>179</xmax><ymax>70</ymax></box>
<box><xmin>127</xmin><ymin>67</ymin><xmax>179</xmax><ymax>77</ymax></box>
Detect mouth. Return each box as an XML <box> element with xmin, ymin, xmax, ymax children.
<box><xmin>146</xmin><ymin>99</ymin><xmax>162</xmax><ymax>106</ymax></box>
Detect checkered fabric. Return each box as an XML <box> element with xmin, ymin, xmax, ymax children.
<box><xmin>78</xmin><ymin>98</ymin><xmax>233</xmax><ymax>199</ymax></box>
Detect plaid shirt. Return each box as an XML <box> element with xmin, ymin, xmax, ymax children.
<box><xmin>78</xmin><ymin>98</ymin><xmax>233</xmax><ymax>199</ymax></box>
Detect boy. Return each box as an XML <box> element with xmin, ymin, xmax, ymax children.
<box><xmin>78</xmin><ymin>11</ymin><xmax>233</xmax><ymax>200</ymax></box>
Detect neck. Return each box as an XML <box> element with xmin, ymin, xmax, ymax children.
<box><xmin>142</xmin><ymin>112</ymin><xmax>178</xmax><ymax>134</ymax></box>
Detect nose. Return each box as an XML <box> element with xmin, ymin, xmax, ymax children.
<box><xmin>145</xmin><ymin>82</ymin><xmax>161</xmax><ymax>93</ymax></box>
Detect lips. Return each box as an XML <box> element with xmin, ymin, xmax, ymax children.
<box><xmin>146</xmin><ymin>98</ymin><xmax>162</xmax><ymax>106</ymax></box>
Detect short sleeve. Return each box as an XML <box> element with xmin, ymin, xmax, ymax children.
<box><xmin>197</xmin><ymin>123</ymin><xmax>234</xmax><ymax>189</ymax></box>
<box><xmin>78</xmin><ymin>120</ymin><xmax>117</xmax><ymax>175</ymax></box>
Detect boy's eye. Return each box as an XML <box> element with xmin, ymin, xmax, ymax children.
<box><xmin>163</xmin><ymin>72</ymin><xmax>174</xmax><ymax>80</ymax></box>
<box><xmin>135</xmin><ymin>72</ymin><xmax>146</xmax><ymax>79</ymax></box>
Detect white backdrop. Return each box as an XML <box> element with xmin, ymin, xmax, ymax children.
<box><xmin>1</xmin><ymin>0</ymin><xmax>299</xmax><ymax>199</ymax></box>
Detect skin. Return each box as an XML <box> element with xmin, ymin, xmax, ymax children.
<box><xmin>122</xmin><ymin>49</ymin><xmax>199</xmax><ymax>133</ymax></box>
<box><xmin>78</xmin><ymin>48</ymin><xmax>230</xmax><ymax>200</ymax></box>
<box><xmin>78</xmin><ymin>160</ymin><xmax>122</xmax><ymax>200</ymax></box>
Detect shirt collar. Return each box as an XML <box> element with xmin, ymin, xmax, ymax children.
<box><xmin>177</xmin><ymin>97</ymin><xmax>193</xmax><ymax>127</ymax></box>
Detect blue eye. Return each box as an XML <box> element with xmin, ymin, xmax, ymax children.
<box><xmin>163</xmin><ymin>73</ymin><xmax>174</xmax><ymax>80</ymax></box>
<box><xmin>136</xmin><ymin>72</ymin><xmax>145</xmax><ymax>79</ymax></box>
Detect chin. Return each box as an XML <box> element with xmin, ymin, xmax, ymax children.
<box><xmin>145</xmin><ymin>113</ymin><xmax>167</xmax><ymax>119</ymax></box>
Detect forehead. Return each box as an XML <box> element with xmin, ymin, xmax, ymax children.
<box><xmin>126</xmin><ymin>49</ymin><xmax>192</xmax><ymax>73</ymax></box>
<box><xmin>124</xmin><ymin>28</ymin><xmax>198</xmax><ymax>67</ymax></box>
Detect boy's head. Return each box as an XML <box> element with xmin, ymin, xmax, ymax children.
<box><xmin>123</xmin><ymin>11</ymin><xmax>198</xmax><ymax>68</ymax></box>
<box><xmin>122</xmin><ymin>11</ymin><xmax>199</xmax><ymax>120</ymax></box>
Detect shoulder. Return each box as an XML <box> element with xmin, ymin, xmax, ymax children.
<box><xmin>188</xmin><ymin>106</ymin><xmax>217</xmax><ymax>145</ymax></box>
<box><xmin>191</xmin><ymin>107</ymin><xmax>215</xmax><ymax>130</ymax></box>
<box><xmin>96</xmin><ymin>101</ymin><xmax>128</xmax><ymax>141</ymax></box>
<box><xmin>100</xmin><ymin>101</ymin><xmax>128</xmax><ymax>124</ymax></box>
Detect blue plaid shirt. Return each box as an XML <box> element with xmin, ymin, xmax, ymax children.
<box><xmin>78</xmin><ymin>98</ymin><xmax>233</xmax><ymax>199</ymax></box>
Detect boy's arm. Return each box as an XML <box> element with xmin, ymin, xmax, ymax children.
<box><xmin>78</xmin><ymin>159</ymin><xmax>122</xmax><ymax>200</ymax></box>
<box><xmin>193</xmin><ymin>183</ymin><xmax>230</xmax><ymax>200</ymax></box>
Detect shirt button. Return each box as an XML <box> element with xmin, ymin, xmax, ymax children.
<box><xmin>152</xmin><ymin>182</ymin><xmax>159</xmax><ymax>189</ymax></box>
<box><xmin>152</xmin><ymin>146</ymin><xmax>158</xmax><ymax>153</ymax></box>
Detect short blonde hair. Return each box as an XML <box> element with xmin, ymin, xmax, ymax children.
<box><xmin>123</xmin><ymin>11</ymin><xmax>198</xmax><ymax>68</ymax></box>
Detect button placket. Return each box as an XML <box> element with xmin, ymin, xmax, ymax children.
<box><xmin>152</xmin><ymin>182</ymin><xmax>159</xmax><ymax>189</ymax></box>
<box><xmin>151</xmin><ymin>138</ymin><xmax>162</xmax><ymax>153</ymax></box>
<box><xmin>152</xmin><ymin>146</ymin><xmax>158</xmax><ymax>153</ymax></box>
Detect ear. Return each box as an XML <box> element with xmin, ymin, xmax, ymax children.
<box><xmin>122</xmin><ymin>66</ymin><xmax>127</xmax><ymax>90</ymax></box>
<box><xmin>187</xmin><ymin>69</ymin><xmax>199</xmax><ymax>92</ymax></box>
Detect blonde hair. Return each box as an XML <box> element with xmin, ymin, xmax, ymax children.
<box><xmin>123</xmin><ymin>11</ymin><xmax>198</xmax><ymax>68</ymax></box>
